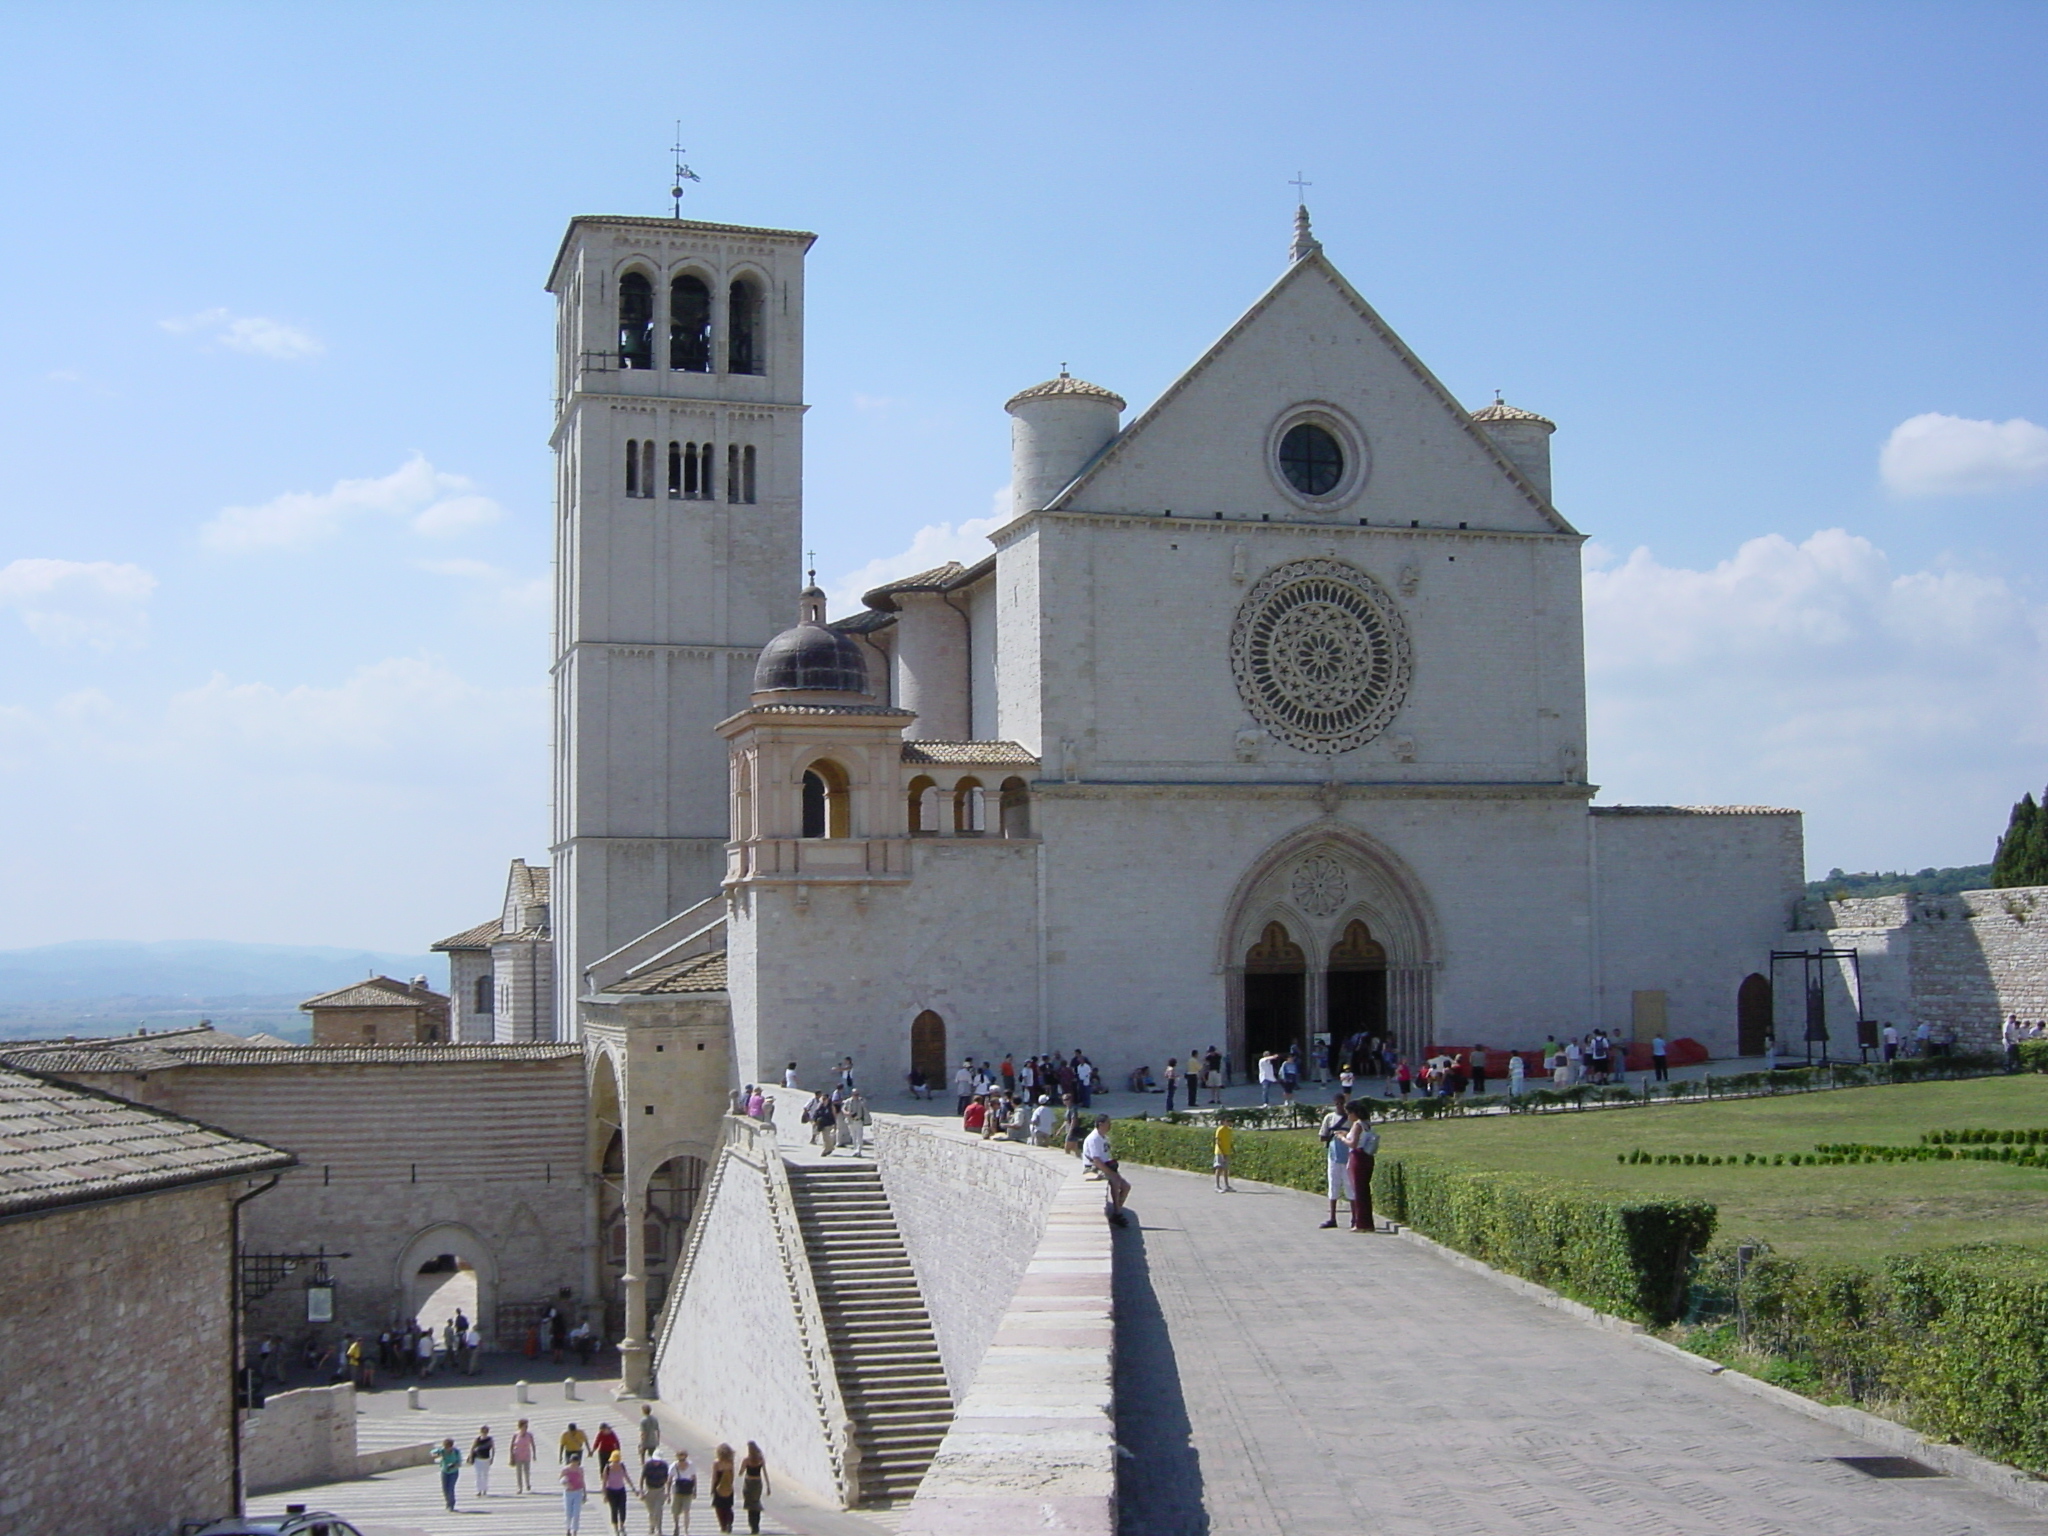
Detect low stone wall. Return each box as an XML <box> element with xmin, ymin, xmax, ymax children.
<box><xmin>243</xmin><ymin>1382</ymin><xmax>358</xmax><ymax>1494</ymax></box>
<box><xmin>899</xmin><ymin>1151</ymin><xmax>1115</xmax><ymax>1536</ymax></box>
<box><xmin>652</xmin><ymin>1121</ymin><xmax>848</xmax><ymax>1504</ymax></box>
<box><xmin>872</xmin><ymin>1117</ymin><xmax>1071</xmax><ymax>1399</ymax></box>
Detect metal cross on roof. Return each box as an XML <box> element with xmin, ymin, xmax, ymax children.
<box><xmin>670</xmin><ymin>122</ymin><xmax>701</xmax><ymax>218</ymax></box>
<box><xmin>1290</xmin><ymin>172</ymin><xmax>1313</xmax><ymax>204</ymax></box>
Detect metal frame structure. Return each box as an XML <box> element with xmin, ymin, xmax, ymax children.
<box><xmin>1769</xmin><ymin>948</ymin><xmax>1866</xmax><ymax>1066</ymax></box>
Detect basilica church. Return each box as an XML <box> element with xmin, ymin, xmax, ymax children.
<box><xmin>521</xmin><ymin>202</ymin><xmax>1805</xmax><ymax>1094</ymax></box>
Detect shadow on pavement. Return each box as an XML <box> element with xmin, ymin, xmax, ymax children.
<box><xmin>1114</xmin><ymin>1218</ymin><xmax>1208</xmax><ymax>1536</ymax></box>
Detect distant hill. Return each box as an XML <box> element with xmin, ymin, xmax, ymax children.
<box><xmin>1804</xmin><ymin>865</ymin><xmax>1995</xmax><ymax>901</ymax></box>
<box><xmin>0</xmin><ymin>940</ymin><xmax>443</xmax><ymax>1041</ymax></box>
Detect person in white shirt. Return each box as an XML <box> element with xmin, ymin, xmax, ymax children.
<box><xmin>953</xmin><ymin>1062</ymin><xmax>975</xmax><ymax>1113</ymax></box>
<box><xmin>1029</xmin><ymin>1095</ymin><xmax>1055</xmax><ymax>1146</ymax></box>
<box><xmin>464</xmin><ymin>1323</ymin><xmax>483</xmax><ymax>1375</ymax></box>
<box><xmin>1081</xmin><ymin>1116</ymin><xmax>1130</xmax><ymax>1221</ymax></box>
<box><xmin>1257</xmin><ymin>1050</ymin><xmax>1280</xmax><ymax>1104</ymax></box>
<box><xmin>783</xmin><ymin>1062</ymin><xmax>799</xmax><ymax>1089</ymax></box>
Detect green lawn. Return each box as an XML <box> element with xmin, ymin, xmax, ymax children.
<box><xmin>1354</xmin><ymin>1076</ymin><xmax>2048</xmax><ymax>1264</ymax></box>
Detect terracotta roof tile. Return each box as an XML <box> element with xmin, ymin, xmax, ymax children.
<box><xmin>299</xmin><ymin>975</ymin><xmax>450</xmax><ymax>1010</ymax></box>
<box><xmin>900</xmin><ymin>741</ymin><xmax>1040</xmax><ymax>766</ymax></box>
<box><xmin>610</xmin><ymin>951</ymin><xmax>728</xmax><ymax>996</ymax></box>
<box><xmin>433</xmin><ymin>918</ymin><xmax>502</xmax><ymax>951</ymax></box>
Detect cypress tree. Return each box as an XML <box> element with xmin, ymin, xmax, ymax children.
<box><xmin>1993</xmin><ymin>790</ymin><xmax>2048</xmax><ymax>887</ymax></box>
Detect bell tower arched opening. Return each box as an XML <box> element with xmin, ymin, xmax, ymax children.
<box><xmin>1243</xmin><ymin>921</ymin><xmax>1306</xmax><ymax>1065</ymax></box>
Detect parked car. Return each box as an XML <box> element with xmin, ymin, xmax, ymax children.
<box><xmin>185</xmin><ymin>1508</ymin><xmax>364</xmax><ymax>1536</ymax></box>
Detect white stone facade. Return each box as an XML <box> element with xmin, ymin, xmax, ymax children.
<box><xmin>550</xmin><ymin>206</ymin><xmax>1808</xmax><ymax>1126</ymax></box>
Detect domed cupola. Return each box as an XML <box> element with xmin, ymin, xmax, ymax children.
<box><xmin>752</xmin><ymin>587</ymin><xmax>871</xmax><ymax>699</ymax></box>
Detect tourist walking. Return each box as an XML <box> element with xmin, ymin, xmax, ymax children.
<box><xmin>1319</xmin><ymin>1093</ymin><xmax>1352</xmax><ymax>1228</ymax></box>
<box><xmin>709</xmin><ymin>1444</ymin><xmax>737</xmax><ymax>1534</ymax></box>
<box><xmin>511</xmin><ymin>1418</ymin><xmax>537</xmax><ymax>1493</ymax></box>
<box><xmin>637</xmin><ymin>1406</ymin><xmax>661</xmax><ymax>1460</ymax></box>
<box><xmin>954</xmin><ymin>1060</ymin><xmax>975</xmax><ymax>1113</ymax></box>
<box><xmin>739</xmin><ymin>1442</ymin><xmax>771</xmax><ymax>1535</ymax></box>
<box><xmin>639</xmin><ymin>1446</ymin><xmax>671</xmax><ymax>1534</ymax></box>
<box><xmin>1280</xmin><ymin>1049</ymin><xmax>1299</xmax><ymax>1104</ymax></box>
<box><xmin>1508</xmin><ymin>1051</ymin><xmax>1526</xmax><ymax>1096</ymax></box>
<box><xmin>1212</xmin><ymin>1118</ymin><xmax>1233</xmax><ymax>1191</ymax></box>
<box><xmin>842</xmin><ymin>1087</ymin><xmax>871</xmax><ymax>1155</ymax></box>
<box><xmin>1344</xmin><ymin>1103</ymin><xmax>1379</xmax><ymax>1232</ymax></box>
<box><xmin>602</xmin><ymin>1450</ymin><xmax>635</xmax><ymax>1533</ymax></box>
<box><xmin>593</xmin><ymin>1422</ymin><xmax>622</xmax><ymax>1468</ymax></box>
<box><xmin>561</xmin><ymin>1452</ymin><xmax>589</xmax><ymax>1534</ymax></box>
<box><xmin>434</xmin><ymin>1437</ymin><xmax>464</xmax><ymax>1511</ymax></box>
<box><xmin>471</xmin><ymin>1425</ymin><xmax>495</xmax><ymax>1497</ymax></box>
<box><xmin>465</xmin><ymin>1320</ymin><xmax>484</xmax><ymax>1374</ymax></box>
<box><xmin>1030</xmin><ymin>1095</ymin><xmax>1054</xmax><ymax>1146</ymax></box>
<box><xmin>1651</xmin><ymin>1033</ymin><xmax>1669</xmax><ymax>1081</ymax></box>
<box><xmin>671</xmin><ymin>1449</ymin><xmax>697</xmax><ymax>1535</ymax></box>
<box><xmin>1163</xmin><ymin>1057</ymin><xmax>1178</xmax><ymax>1111</ymax></box>
<box><xmin>561</xmin><ymin>1422</ymin><xmax>590</xmax><ymax>1463</ymax></box>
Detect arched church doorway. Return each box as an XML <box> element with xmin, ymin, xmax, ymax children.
<box><xmin>1326</xmin><ymin>919</ymin><xmax>1389</xmax><ymax>1074</ymax></box>
<box><xmin>910</xmin><ymin>1010</ymin><xmax>947</xmax><ymax>1087</ymax></box>
<box><xmin>631</xmin><ymin>1154</ymin><xmax>706</xmax><ymax>1323</ymax></box>
<box><xmin>1244</xmin><ymin>922</ymin><xmax>1306</xmax><ymax>1064</ymax></box>
<box><xmin>1737</xmin><ymin>973</ymin><xmax>1772</xmax><ymax>1057</ymax></box>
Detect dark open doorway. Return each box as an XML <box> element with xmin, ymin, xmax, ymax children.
<box><xmin>1244</xmin><ymin>922</ymin><xmax>1306</xmax><ymax>1062</ymax></box>
<box><xmin>1326</xmin><ymin>919</ymin><xmax>1388</xmax><ymax>1073</ymax></box>
<box><xmin>1737</xmin><ymin>973</ymin><xmax>1772</xmax><ymax>1056</ymax></box>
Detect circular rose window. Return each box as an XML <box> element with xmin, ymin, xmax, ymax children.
<box><xmin>1230</xmin><ymin>558</ymin><xmax>1411</xmax><ymax>754</ymax></box>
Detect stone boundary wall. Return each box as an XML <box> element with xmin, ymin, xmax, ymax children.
<box><xmin>899</xmin><ymin>1147</ymin><xmax>1114</xmax><ymax>1536</ymax></box>
<box><xmin>243</xmin><ymin>1382</ymin><xmax>358</xmax><ymax>1494</ymax></box>
<box><xmin>652</xmin><ymin>1121</ymin><xmax>849</xmax><ymax>1505</ymax></box>
<box><xmin>1788</xmin><ymin>885</ymin><xmax>2048</xmax><ymax>1052</ymax></box>
<box><xmin>872</xmin><ymin>1117</ymin><xmax>1070</xmax><ymax>1399</ymax></box>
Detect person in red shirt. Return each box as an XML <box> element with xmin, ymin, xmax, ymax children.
<box><xmin>591</xmin><ymin>1421</ymin><xmax>621</xmax><ymax>1469</ymax></box>
<box><xmin>962</xmin><ymin>1096</ymin><xmax>987</xmax><ymax>1133</ymax></box>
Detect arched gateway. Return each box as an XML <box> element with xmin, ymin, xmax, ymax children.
<box><xmin>1220</xmin><ymin>827</ymin><xmax>1439</xmax><ymax>1073</ymax></box>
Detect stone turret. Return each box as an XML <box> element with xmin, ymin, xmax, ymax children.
<box><xmin>1004</xmin><ymin>370</ymin><xmax>1125</xmax><ymax>519</ymax></box>
<box><xmin>1471</xmin><ymin>395</ymin><xmax>1557</xmax><ymax>503</ymax></box>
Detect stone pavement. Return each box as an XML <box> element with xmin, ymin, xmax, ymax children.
<box><xmin>1113</xmin><ymin>1163</ymin><xmax>2039</xmax><ymax>1536</ymax></box>
<box><xmin>250</xmin><ymin>1372</ymin><xmax>891</xmax><ymax>1536</ymax></box>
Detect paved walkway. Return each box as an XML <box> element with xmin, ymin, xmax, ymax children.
<box><xmin>250</xmin><ymin>1372</ymin><xmax>891</xmax><ymax>1536</ymax></box>
<box><xmin>1113</xmin><ymin>1164</ymin><xmax>2037</xmax><ymax>1536</ymax></box>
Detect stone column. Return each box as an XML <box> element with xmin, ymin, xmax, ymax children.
<box><xmin>615</xmin><ymin>1114</ymin><xmax>651</xmax><ymax>1396</ymax></box>
<box><xmin>1304</xmin><ymin>968</ymin><xmax>1328</xmax><ymax>1078</ymax></box>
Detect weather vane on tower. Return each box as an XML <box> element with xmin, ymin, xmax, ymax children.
<box><xmin>670</xmin><ymin>123</ymin><xmax>701</xmax><ymax>218</ymax></box>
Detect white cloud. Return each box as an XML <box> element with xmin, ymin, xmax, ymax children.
<box><xmin>157</xmin><ymin>309</ymin><xmax>323</xmax><ymax>364</ymax></box>
<box><xmin>1879</xmin><ymin>412</ymin><xmax>2048</xmax><ymax>497</ymax></box>
<box><xmin>202</xmin><ymin>455</ymin><xmax>506</xmax><ymax>551</ymax></box>
<box><xmin>824</xmin><ymin>486</ymin><xmax>1012</xmax><ymax>616</ymax></box>
<box><xmin>1583</xmin><ymin>529</ymin><xmax>2048</xmax><ymax>872</ymax></box>
<box><xmin>414</xmin><ymin>558</ymin><xmax>549</xmax><ymax>620</ymax></box>
<box><xmin>0</xmin><ymin>558</ymin><xmax>156</xmax><ymax>650</ymax></box>
<box><xmin>160</xmin><ymin>307</ymin><xmax>324</xmax><ymax>360</ymax></box>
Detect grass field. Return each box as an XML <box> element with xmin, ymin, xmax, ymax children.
<box><xmin>1347</xmin><ymin>1075</ymin><xmax>2048</xmax><ymax>1263</ymax></box>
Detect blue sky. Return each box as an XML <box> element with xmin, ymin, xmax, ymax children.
<box><xmin>0</xmin><ymin>2</ymin><xmax>2042</xmax><ymax>949</ymax></box>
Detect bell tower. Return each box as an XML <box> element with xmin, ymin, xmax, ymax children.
<box><xmin>546</xmin><ymin>214</ymin><xmax>814</xmax><ymax>1037</ymax></box>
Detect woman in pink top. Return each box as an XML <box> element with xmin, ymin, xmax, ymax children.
<box><xmin>603</xmin><ymin>1450</ymin><xmax>638</xmax><ymax>1533</ymax></box>
<box><xmin>509</xmin><ymin>1418</ymin><xmax>537</xmax><ymax>1493</ymax></box>
<box><xmin>561</xmin><ymin>1451</ymin><xmax>589</xmax><ymax>1534</ymax></box>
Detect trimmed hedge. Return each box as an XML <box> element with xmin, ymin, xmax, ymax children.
<box><xmin>1111</xmin><ymin>1119</ymin><xmax>1713</xmax><ymax>1325</ymax></box>
<box><xmin>1694</xmin><ymin>1243</ymin><xmax>2048</xmax><ymax>1473</ymax></box>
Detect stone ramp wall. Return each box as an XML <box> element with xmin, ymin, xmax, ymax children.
<box><xmin>894</xmin><ymin>1132</ymin><xmax>1114</xmax><ymax>1536</ymax></box>
<box><xmin>872</xmin><ymin>1116</ymin><xmax>1070</xmax><ymax>1399</ymax></box>
<box><xmin>652</xmin><ymin>1117</ymin><xmax>852</xmax><ymax>1505</ymax></box>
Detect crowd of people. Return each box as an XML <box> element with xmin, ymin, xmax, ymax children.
<box><xmin>431</xmin><ymin>1404</ymin><xmax>771</xmax><ymax>1536</ymax></box>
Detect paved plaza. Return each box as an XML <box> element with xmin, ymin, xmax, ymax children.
<box><xmin>250</xmin><ymin>1371</ymin><xmax>890</xmax><ymax>1536</ymax></box>
<box><xmin>1112</xmin><ymin>1163</ymin><xmax>2038</xmax><ymax>1536</ymax></box>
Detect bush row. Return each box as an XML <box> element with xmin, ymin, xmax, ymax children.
<box><xmin>1691</xmin><ymin>1243</ymin><xmax>2048</xmax><ymax>1473</ymax></box>
<box><xmin>1921</xmin><ymin>1126</ymin><xmax>2048</xmax><ymax>1145</ymax></box>
<box><xmin>1110</xmin><ymin>1118</ymin><xmax>1713</xmax><ymax>1324</ymax></box>
<box><xmin>1624</xmin><ymin>1145</ymin><xmax>2048</xmax><ymax>1167</ymax></box>
<box><xmin>2017</xmin><ymin>1040</ymin><xmax>2048</xmax><ymax>1073</ymax></box>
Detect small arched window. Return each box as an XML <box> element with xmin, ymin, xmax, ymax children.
<box><xmin>667</xmin><ymin>442</ymin><xmax>683</xmax><ymax>498</ymax></box>
<box><xmin>474</xmin><ymin>975</ymin><xmax>493</xmax><ymax>1015</ymax></box>
<box><xmin>907</xmin><ymin>775</ymin><xmax>938</xmax><ymax>834</ymax></box>
<box><xmin>669</xmin><ymin>274</ymin><xmax>711</xmax><ymax>372</ymax></box>
<box><xmin>953</xmin><ymin>777</ymin><xmax>985</xmax><ymax>835</ymax></box>
<box><xmin>617</xmin><ymin>271</ymin><xmax>654</xmax><ymax>370</ymax></box>
<box><xmin>625</xmin><ymin>439</ymin><xmax>641</xmax><ymax>498</ymax></box>
<box><xmin>728</xmin><ymin>277</ymin><xmax>763</xmax><ymax>375</ymax></box>
<box><xmin>801</xmin><ymin>760</ymin><xmax>851</xmax><ymax>838</ymax></box>
<box><xmin>998</xmin><ymin>777</ymin><xmax>1031</xmax><ymax>838</ymax></box>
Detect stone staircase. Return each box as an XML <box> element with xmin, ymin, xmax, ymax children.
<box><xmin>785</xmin><ymin>1160</ymin><xmax>953</xmax><ymax>1506</ymax></box>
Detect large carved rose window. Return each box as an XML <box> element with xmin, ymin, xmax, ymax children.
<box><xmin>1230</xmin><ymin>558</ymin><xmax>1411</xmax><ymax>754</ymax></box>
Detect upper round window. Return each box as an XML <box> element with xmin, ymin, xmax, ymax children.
<box><xmin>1278</xmin><ymin>423</ymin><xmax>1344</xmax><ymax>497</ymax></box>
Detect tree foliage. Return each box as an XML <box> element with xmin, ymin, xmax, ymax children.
<box><xmin>1993</xmin><ymin>789</ymin><xmax>2048</xmax><ymax>888</ymax></box>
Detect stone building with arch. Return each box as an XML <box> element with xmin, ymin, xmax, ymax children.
<box><xmin>489</xmin><ymin>204</ymin><xmax>1810</xmax><ymax>1381</ymax></box>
